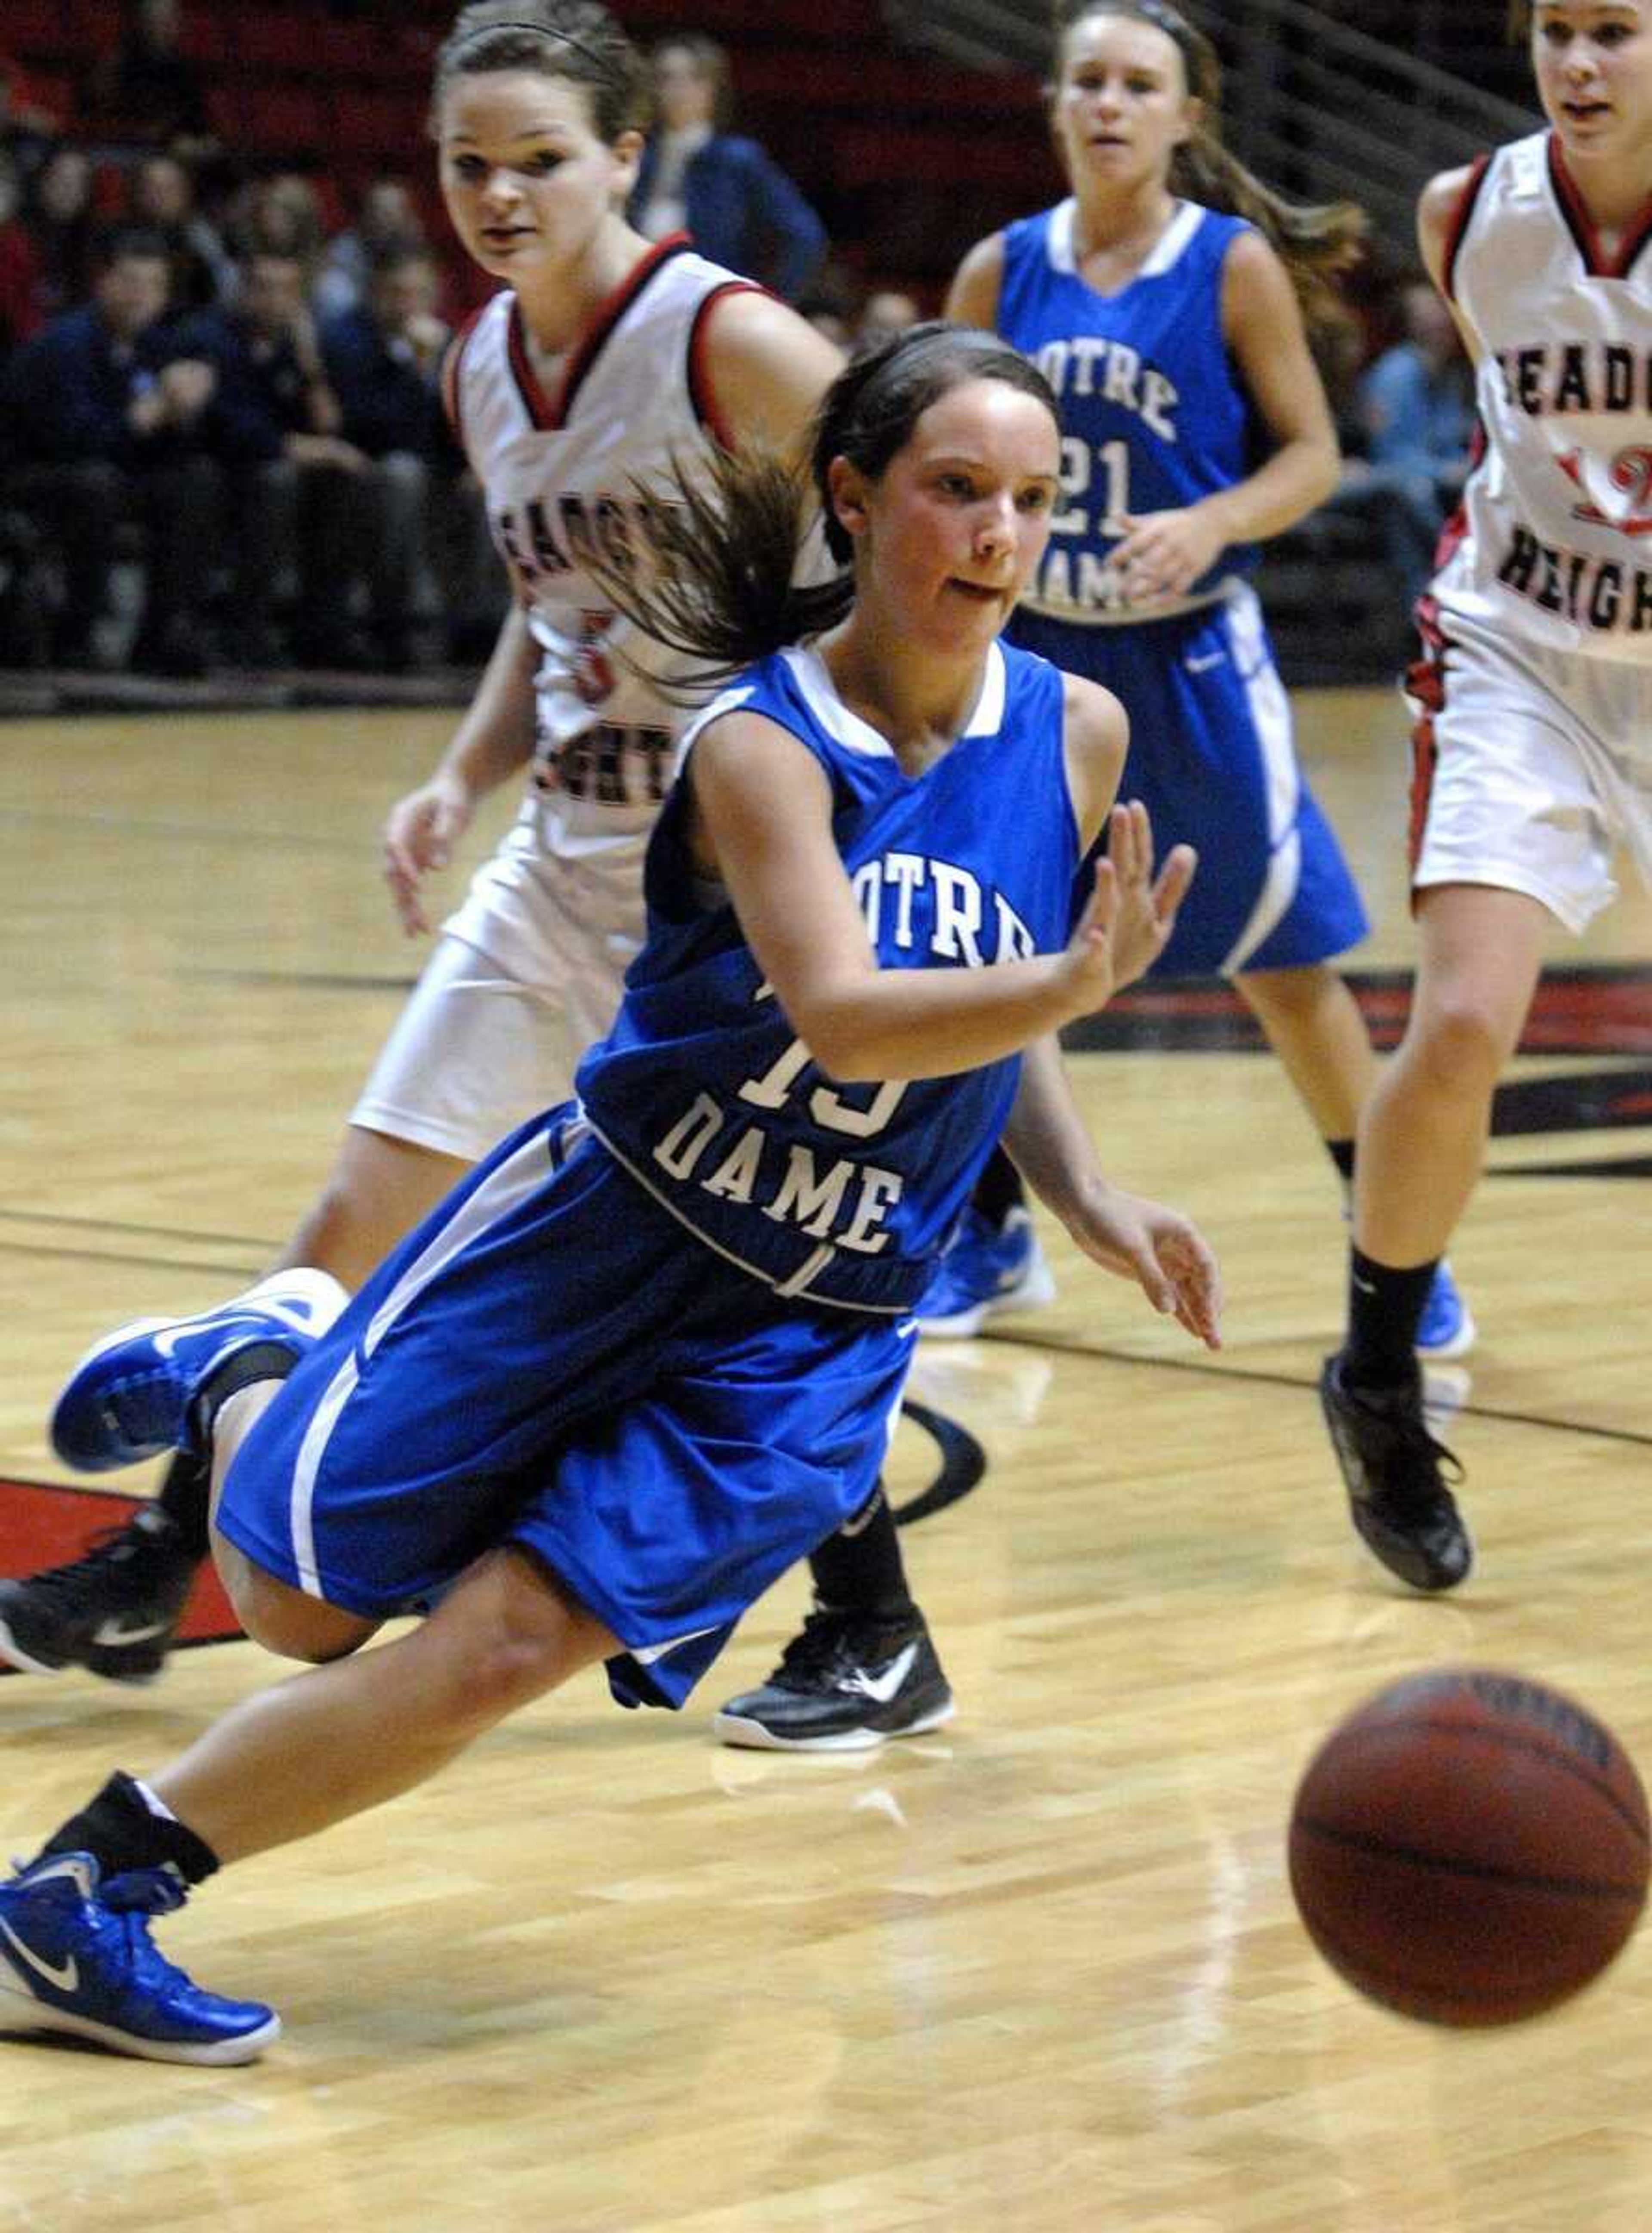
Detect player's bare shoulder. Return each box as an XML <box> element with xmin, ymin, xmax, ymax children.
<box><xmin>697</xmin><ymin>288</ymin><xmax>843</xmax><ymax>455</ymax></box>
<box><xmin>944</xmin><ymin>232</ymin><xmax>1007</xmax><ymax>327</ymax></box>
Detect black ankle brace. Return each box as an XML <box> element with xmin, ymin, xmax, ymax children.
<box><xmin>40</xmin><ymin>1770</ymin><xmax>220</xmax><ymax>1886</ymax></box>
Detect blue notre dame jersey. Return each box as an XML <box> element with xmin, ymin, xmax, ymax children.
<box><xmin>1001</xmin><ymin>198</ymin><xmax>1258</xmax><ymax>626</ymax></box>
<box><xmin>215</xmin><ymin>633</ymin><xmax>1082</xmax><ymax>1712</ymax></box>
<box><xmin>996</xmin><ymin>198</ymin><xmax>1368</xmax><ymax>978</ymax></box>
<box><xmin>576</xmin><ymin>637</ymin><xmax>1081</xmax><ymax>1313</ymax></box>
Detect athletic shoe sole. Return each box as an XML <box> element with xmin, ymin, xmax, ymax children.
<box><xmin>710</xmin><ymin>1694</ymin><xmax>956</xmax><ymax>1753</ymax></box>
<box><xmin>0</xmin><ymin>1976</ymin><xmax>280</xmax><ymax>2064</ymax></box>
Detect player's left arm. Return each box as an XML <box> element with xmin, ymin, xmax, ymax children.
<box><xmin>1001</xmin><ymin>1036</ymin><xmax>1222</xmax><ymax>1349</ymax></box>
<box><xmin>695</xmin><ymin>288</ymin><xmax>845</xmax><ymax>465</ymax></box>
<box><xmin>1110</xmin><ymin>232</ymin><xmax>1339</xmax><ymax>603</ymax></box>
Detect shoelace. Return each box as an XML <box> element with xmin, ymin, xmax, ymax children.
<box><xmin>98</xmin><ymin>1868</ymin><xmax>203</xmax><ymax>1997</ymax></box>
<box><xmin>1360</xmin><ymin>1392</ymin><xmax>1465</xmax><ymax>1513</ymax></box>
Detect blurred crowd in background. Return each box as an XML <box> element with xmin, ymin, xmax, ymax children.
<box><xmin>0</xmin><ymin>0</ymin><xmax>1472</xmax><ymax>682</ymax></box>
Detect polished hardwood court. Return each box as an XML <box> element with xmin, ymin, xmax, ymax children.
<box><xmin>1</xmin><ymin>689</ymin><xmax>1650</xmax><ymax>2233</ymax></box>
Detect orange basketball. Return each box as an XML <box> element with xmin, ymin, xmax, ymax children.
<box><xmin>1288</xmin><ymin>1667</ymin><xmax>1650</xmax><ymax>2026</ymax></box>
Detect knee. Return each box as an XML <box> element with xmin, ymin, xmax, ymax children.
<box><xmin>1404</xmin><ymin>992</ymin><xmax>1510</xmax><ymax>1097</ymax></box>
<box><xmin>438</xmin><ymin>1622</ymin><xmax>574</xmax><ymax>1736</ymax></box>
<box><xmin>225</xmin><ymin>1560</ymin><xmax>372</xmax><ymax>1663</ymax></box>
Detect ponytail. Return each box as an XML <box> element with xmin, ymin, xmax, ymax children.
<box><xmin>588</xmin><ymin>322</ymin><xmax>1060</xmax><ymax>693</ymax></box>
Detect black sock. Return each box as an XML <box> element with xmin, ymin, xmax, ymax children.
<box><xmin>972</xmin><ymin>1147</ymin><xmax>1025</xmax><ymax>1229</ymax></box>
<box><xmin>151</xmin><ymin>1447</ymin><xmax>213</xmax><ymax>1563</ymax></box>
<box><xmin>1325</xmin><ymin>1137</ymin><xmax>1356</xmax><ymax>1189</ymax></box>
<box><xmin>807</xmin><ymin>1485</ymin><xmax>917</xmax><ymax>1626</ymax></box>
<box><xmin>1342</xmin><ymin>1244</ymin><xmax>1437</xmax><ymax>1391</ymax></box>
<box><xmin>186</xmin><ymin>1342</ymin><xmax>298</xmax><ymax>1461</ymax></box>
<box><xmin>39</xmin><ymin>1770</ymin><xmax>219</xmax><ymax>1886</ymax></box>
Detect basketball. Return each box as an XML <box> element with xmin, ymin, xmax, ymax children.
<box><xmin>1288</xmin><ymin>1667</ymin><xmax>1651</xmax><ymax>2026</ymax></box>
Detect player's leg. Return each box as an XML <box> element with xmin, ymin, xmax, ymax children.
<box><xmin>1236</xmin><ymin>961</ymin><xmax>1474</xmax><ymax>1359</ymax></box>
<box><xmin>1320</xmin><ymin>883</ymin><xmax>1549</xmax><ymax>1591</ymax></box>
<box><xmin>713</xmin><ymin>1485</ymin><xmax>952</xmax><ymax>1750</ymax></box>
<box><xmin>0</xmin><ymin>1544</ymin><xmax>613</xmax><ymax>2063</ymax></box>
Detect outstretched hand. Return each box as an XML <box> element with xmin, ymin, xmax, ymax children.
<box><xmin>1066</xmin><ymin>1183</ymin><xmax>1223</xmax><ymax>1350</ymax></box>
<box><xmin>1063</xmin><ymin>801</ymin><xmax>1196</xmax><ymax>1014</ymax></box>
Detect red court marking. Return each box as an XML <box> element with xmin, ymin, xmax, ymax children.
<box><xmin>0</xmin><ymin>1478</ymin><xmax>240</xmax><ymax>1667</ymax></box>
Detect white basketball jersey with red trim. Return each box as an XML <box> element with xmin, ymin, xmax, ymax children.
<box><xmin>1438</xmin><ymin>130</ymin><xmax>1652</xmax><ymax>665</ymax></box>
<box><xmin>450</xmin><ymin>237</ymin><xmax>755</xmax><ymax>844</ymax></box>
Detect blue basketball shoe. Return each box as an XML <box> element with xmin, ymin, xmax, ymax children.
<box><xmin>915</xmin><ymin>1206</ymin><xmax>1057</xmax><ymax>1340</ymax></box>
<box><xmin>0</xmin><ymin>1852</ymin><xmax>279</xmax><ymax>2064</ymax></box>
<box><xmin>1415</xmin><ymin>1259</ymin><xmax>1476</xmax><ymax>1361</ymax></box>
<box><xmin>50</xmin><ymin>1268</ymin><xmax>347</xmax><ymax>1473</ymax></box>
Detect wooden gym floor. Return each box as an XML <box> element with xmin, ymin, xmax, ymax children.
<box><xmin>0</xmin><ymin>688</ymin><xmax>1649</xmax><ymax>2233</ymax></box>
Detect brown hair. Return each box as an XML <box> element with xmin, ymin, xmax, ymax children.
<box><xmin>589</xmin><ymin>323</ymin><xmax>1060</xmax><ymax>691</ymax></box>
<box><xmin>431</xmin><ymin>0</ymin><xmax>650</xmax><ymax>142</ymax></box>
<box><xmin>1050</xmin><ymin>0</ymin><xmax>1366</xmax><ymax>342</ymax></box>
<box><xmin>652</xmin><ymin>33</ymin><xmax>734</xmax><ymax>131</ymax></box>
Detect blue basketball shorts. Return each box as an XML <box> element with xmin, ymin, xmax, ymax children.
<box><xmin>1012</xmin><ymin>585</ymin><xmax>1368</xmax><ymax>977</ymax></box>
<box><xmin>214</xmin><ymin>1110</ymin><xmax>912</xmax><ymax>1709</ymax></box>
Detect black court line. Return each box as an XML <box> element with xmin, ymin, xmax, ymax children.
<box><xmin>0</xmin><ymin>1242</ymin><xmax>263</xmax><ymax>1276</ymax></box>
<box><xmin>986</xmin><ymin>1331</ymin><xmax>1652</xmax><ymax>1453</ymax></box>
<box><xmin>174</xmin><ymin>970</ymin><xmax>418</xmax><ymax>990</ymax></box>
<box><xmin>894</xmin><ymin>1400</ymin><xmax>987</xmax><ymax>1528</ymax></box>
<box><xmin>0</xmin><ymin>1209</ymin><xmax>277</xmax><ymax>1250</ymax></box>
<box><xmin>0</xmin><ymin>806</ymin><xmax>370</xmax><ymax>852</ymax></box>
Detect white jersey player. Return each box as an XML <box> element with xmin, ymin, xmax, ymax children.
<box><xmin>357</xmin><ymin>236</ymin><xmax>778</xmax><ymax>1183</ymax></box>
<box><xmin>1320</xmin><ymin>0</ymin><xmax>1652</xmax><ymax>1595</ymax></box>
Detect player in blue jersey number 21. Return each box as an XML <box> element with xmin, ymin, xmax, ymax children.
<box><xmin>0</xmin><ymin>323</ymin><xmax>1219</xmax><ymax>2063</ymax></box>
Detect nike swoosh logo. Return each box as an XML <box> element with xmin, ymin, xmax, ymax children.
<box><xmin>1352</xmin><ymin>1276</ymin><xmax>1378</xmax><ymax>1296</ymax></box>
<box><xmin>1185</xmin><ymin>651</ymin><xmax>1225</xmax><ymax>673</ymax></box>
<box><xmin>842</xmin><ymin>1640</ymin><xmax>918</xmax><ymax>1705</ymax></box>
<box><xmin>894</xmin><ymin>1320</ymin><xmax>918</xmax><ymax>1340</ymax></box>
<box><xmin>152</xmin><ymin>1301</ymin><xmax>316</xmax><ymax>1360</ymax></box>
<box><xmin>0</xmin><ymin>1918</ymin><xmax>78</xmax><ymax>1995</ymax></box>
<box><xmin>92</xmin><ymin>1618</ymin><xmax>173</xmax><ymax>1646</ymax></box>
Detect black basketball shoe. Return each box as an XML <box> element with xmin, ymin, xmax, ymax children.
<box><xmin>1319</xmin><ymin>1354</ymin><xmax>1473</xmax><ymax>1592</ymax></box>
<box><xmin>0</xmin><ymin>1508</ymin><xmax>201</xmax><ymax>1683</ymax></box>
<box><xmin>712</xmin><ymin>1605</ymin><xmax>955</xmax><ymax>1751</ymax></box>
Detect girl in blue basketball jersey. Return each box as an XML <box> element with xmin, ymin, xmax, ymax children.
<box><xmin>924</xmin><ymin>0</ymin><xmax>1468</xmax><ymax>1353</ymax></box>
<box><xmin>710</xmin><ymin>0</ymin><xmax>1473</xmax><ymax>1755</ymax></box>
<box><xmin>0</xmin><ymin>324</ymin><xmax>1220</xmax><ymax>2063</ymax></box>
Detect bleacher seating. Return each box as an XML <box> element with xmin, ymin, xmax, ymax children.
<box><xmin>2</xmin><ymin>0</ymin><xmax>1049</xmax><ymax>298</ymax></box>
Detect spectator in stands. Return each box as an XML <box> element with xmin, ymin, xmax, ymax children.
<box><xmin>319</xmin><ymin>245</ymin><xmax>460</xmax><ymax>669</ymax></box>
<box><xmin>0</xmin><ymin>153</ymin><xmax>44</xmax><ymax>365</ymax></box>
<box><xmin>23</xmin><ymin>146</ymin><xmax>99</xmax><ymax>321</ymax></box>
<box><xmin>0</xmin><ymin>56</ymin><xmax>59</xmax><ymax>184</ymax></box>
<box><xmin>227</xmin><ymin>172</ymin><xmax>330</xmax><ymax>288</ymax></box>
<box><xmin>173</xmin><ymin>246</ymin><xmax>371</xmax><ymax>666</ymax></box>
<box><xmin>97</xmin><ymin>0</ymin><xmax>213</xmax><ymax>157</ymax></box>
<box><xmin>129</xmin><ymin>152</ymin><xmax>235</xmax><ymax>312</ymax></box>
<box><xmin>312</xmin><ymin>176</ymin><xmax>427</xmax><ymax>322</ymax></box>
<box><xmin>629</xmin><ymin>34</ymin><xmax>825</xmax><ymax>300</ymax></box>
<box><xmin>1325</xmin><ymin>277</ymin><xmax>1475</xmax><ymax>618</ymax></box>
<box><xmin>0</xmin><ymin>226</ymin><xmax>221</xmax><ymax>673</ymax></box>
<box><xmin>854</xmin><ymin>286</ymin><xmax>922</xmax><ymax>352</ymax></box>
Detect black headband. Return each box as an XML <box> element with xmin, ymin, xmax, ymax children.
<box><xmin>450</xmin><ymin>18</ymin><xmax>614</xmax><ymax>80</ymax></box>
